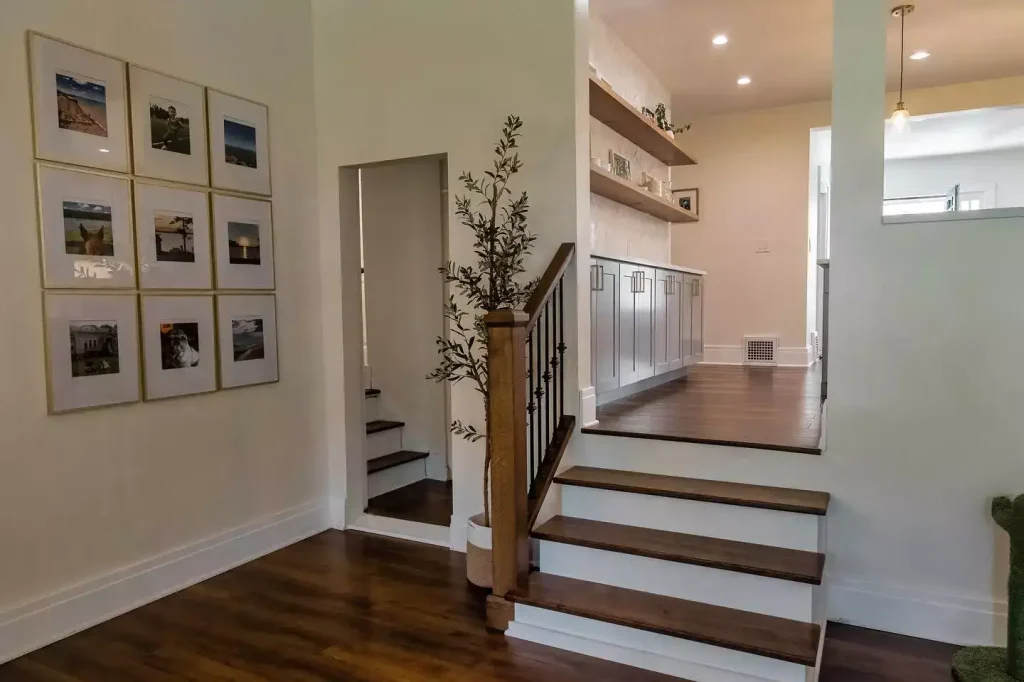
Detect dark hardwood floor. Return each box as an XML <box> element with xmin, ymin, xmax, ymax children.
<box><xmin>366</xmin><ymin>478</ymin><xmax>453</xmax><ymax>527</ymax></box>
<box><xmin>0</xmin><ymin>531</ymin><xmax>957</xmax><ymax>682</ymax></box>
<box><xmin>584</xmin><ymin>364</ymin><xmax>823</xmax><ymax>454</ymax></box>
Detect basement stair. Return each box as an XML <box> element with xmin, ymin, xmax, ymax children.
<box><xmin>363</xmin><ymin>388</ymin><xmax>430</xmax><ymax>498</ymax></box>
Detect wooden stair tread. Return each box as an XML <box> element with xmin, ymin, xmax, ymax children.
<box><xmin>365</xmin><ymin>388</ymin><xmax>381</xmax><ymax>397</ymax></box>
<box><xmin>367</xmin><ymin>450</ymin><xmax>428</xmax><ymax>475</ymax></box>
<box><xmin>554</xmin><ymin>466</ymin><xmax>830</xmax><ymax>515</ymax></box>
<box><xmin>533</xmin><ymin>516</ymin><xmax>824</xmax><ymax>584</ymax></box>
<box><xmin>510</xmin><ymin>572</ymin><xmax>820</xmax><ymax>666</ymax></box>
<box><xmin>366</xmin><ymin>420</ymin><xmax>404</xmax><ymax>435</ymax></box>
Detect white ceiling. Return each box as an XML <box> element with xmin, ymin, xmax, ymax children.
<box><xmin>592</xmin><ymin>0</ymin><xmax>1024</xmax><ymax>118</ymax></box>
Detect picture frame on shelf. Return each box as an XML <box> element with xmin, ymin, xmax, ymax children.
<box><xmin>37</xmin><ymin>164</ymin><xmax>135</xmax><ymax>289</ymax></box>
<box><xmin>217</xmin><ymin>294</ymin><xmax>278</xmax><ymax>389</ymax></box>
<box><xmin>134</xmin><ymin>182</ymin><xmax>212</xmax><ymax>290</ymax></box>
<box><xmin>609</xmin><ymin>151</ymin><xmax>631</xmax><ymax>181</ymax></box>
<box><xmin>207</xmin><ymin>89</ymin><xmax>271</xmax><ymax>196</ymax></box>
<box><xmin>140</xmin><ymin>294</ymin><xmax>217</xmax><ymax>400</ymax></box>
<box><xmin>43</xmin><ymin>293</ymin><xmax>140</xmax><ymax>413</ymax></box>
<box><xmin>212</xmin><ymin>193</ymin><xmax>275</xmax><ymax>290</ymax></box>
<box><xmin>129</xmin><ymin>66</ymin><xmax>209</xmax><ymax>186</ymax></box>
<box><xmin>673</xmin><ymin>187</ymin><xmax>700</xmax><ymax>215</ymax></box>
<box><xmin>29</xmin><ymin>33</ymin><xmax>130</xmax><ymax>173</ymax></box>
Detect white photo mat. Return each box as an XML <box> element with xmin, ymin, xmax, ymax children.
<box><xmin>141</xmin><ymin>295</ymin><xmax>217</xmax><ymax>400</ymax></box>
<box><xmin>212</xmin><ymin>194</ymin><xmax>275</xmax><ymax>290</ymax></box>
<box><xmin>134</xmin><ymin>182</ymin><xmax>212</xmax><ymax>290</ymax></box>
<box><xmin>44</xmin><ymin>293</ymin><xmax>140</xmax><ymax>413</ymax></box>
<box><xmin>129</xmin><ymin>66</ymin><xmax>209</xmax><ymax>186</ymax></box>
<box><xmin>38</xmin><ymin>165</ymin><xmax>135</xmax><ymax>289</ymax></box>
<box><xmin>217</xmin><ymin>295</ymin><xmax>278</xmax><ymax>388</ymax></box>
<box><xmin>30</xmin><ymin>33</ymin><xmax>129</xmax><ymax>173</ymax></box>
<box><xmin>207</xmin><ymin>90</ymin><xmax>271</xmax><ymax>196</ymax></box>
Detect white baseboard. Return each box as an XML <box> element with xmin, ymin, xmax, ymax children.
<box><xmin>346</xmin><ymin>512</ymin><xmax>451</xmax><ymax>549</ymax></box>
<box><xmin>826</xmin><ymin>575</ymin><xmax>1006</xmax><ymax>647</ymax></box>
<box><xmin>580</xmin><ymin>386</ymin><xmax>597</xmax><ymax>427</ymax></box>
<box><xmin>702</xmin><ymin>345</ymin><xmax>813</xmax><ymax>368</ymax></box>
<box><xmin>0</xmin><ymin>500</ymin><xmax>329</xmax><ymax>665</ymax></box>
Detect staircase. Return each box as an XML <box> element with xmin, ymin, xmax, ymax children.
<box><xmin>364</xmin><ymin>387</ymin><xmax>429</xmax><ymax>498</ymax></box>
<box><xmin>482</xmin><ymin>243</ymin><xmax>831</xmax><ymax>682</ymax></box>
<box><xmin>506</xmin><ymin>459</ymin><xmax>829</xmax><ymax>682</ymax></box>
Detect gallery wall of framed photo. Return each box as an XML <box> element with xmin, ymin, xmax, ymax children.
<box><xmin>28</xmin><ymin>32</ymin><xmax>279</xmax><ymax>414</ymax></box>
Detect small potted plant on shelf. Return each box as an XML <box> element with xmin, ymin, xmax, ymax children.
<box><xmin>428</xmin><ymin>115</ymin><xmax>537</xmax><ymax>588</ymax></box>
<box><xmin>644</xmin><ymin>103</ymin><xmax>691</xmax><ymax>138</ymax></box>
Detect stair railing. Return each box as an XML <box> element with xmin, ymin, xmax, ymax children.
<box><xmin>484</xmin><ymin>242</ymin><xmax>576</xmax><ymax>630</ymax></box>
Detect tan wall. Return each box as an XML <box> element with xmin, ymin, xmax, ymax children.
<box><xmin>0</xmin><ymin>0</ymin><xmax>322</xmax><ymax>615</ymax></box>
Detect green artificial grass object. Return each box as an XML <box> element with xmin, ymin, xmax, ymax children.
<box><xmin>952</xmin><ymin>495</ymin><xmax>1024</xmax><ymax>681</ymax></box>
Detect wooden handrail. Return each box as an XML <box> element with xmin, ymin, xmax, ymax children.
<box><xmin>484</xmin><ymin>243</ymin><xmax>576</xmax><ymax>631</ymax></box>
<box><xmin>523</xmin><ymin>243</ymin><xmax>575</xmax><ymax>332</ymax></box>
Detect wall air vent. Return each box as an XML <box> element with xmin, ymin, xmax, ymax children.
<box><xmin>744</xmin><ymin>336</ymin><xmax>779</xmax><ymax>366</ymax></box>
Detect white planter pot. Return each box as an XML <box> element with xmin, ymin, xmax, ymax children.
<box><xmin>466</xmin><ymin>513</ymin><xmax>492</xmax><ymax>588</ymax></box>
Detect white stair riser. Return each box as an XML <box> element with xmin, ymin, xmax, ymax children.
<box><xmin>364</xmin><ymin>395</ymin><xmax>379</xmax><ymax>423</ymax></box>
<box><xmin>367</xmin><ymin>428</ymin><xmax>402</xmax><ymax>461</ymax></box>
<box><xmin>539</xmin><ymin>541</ymin><xmax>815</xmax><ymax>622</ymax></box>
<box><xmin>367</xmin><ymin>459</ymin><xmax>426</xmax><ymax>498</ymax></box>
<box><xmin>562</xmin><ymin>486</ymin><xmax>823</xmax><ymax>552</ymax></box>
<box><xmin>509</xmin><ymin>605</ymin><xmax>814</xmax><ymax>682</ymax></box>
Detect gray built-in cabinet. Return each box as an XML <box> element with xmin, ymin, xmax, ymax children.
<box><xmin>591</xmin><ymin>257</ymin><xmax>704</xmax><ymax>404</ymax></box>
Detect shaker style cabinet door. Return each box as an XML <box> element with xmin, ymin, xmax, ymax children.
<box><xmin>590</xmin><ymin>259</ymin><xmax>619</xmax><ymax>394</ymax></box>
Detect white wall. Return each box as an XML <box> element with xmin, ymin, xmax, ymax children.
<box><xmin>672</xmin><ymin>75</ymin><xmax>1024</xmax><ymax>360</ymax></box>
<box><xmin>826</xmin><ymin>0</ymin><xmax>1024</xmax><ymax>645</ymax></box>
<box><xmin>312</xmin><ymin>0</ymin><xmax>584</xmax><ymax>549</ymax></box>
<box><xmin>588</xmin><ymin>15</ymin><xmax>673</xmax><ymax>262</ymax></box>
<box><xmin>885</xmin><ymin>147</ymin><xmax>1024</xmax><ymax>208</ymax></box>
<box><xmin>0</xmin><ymin>0</ymin><xmax>324</xmax><ymax>660</ymax></box>
<box><xmin>361</xmin><ymin>157</ymin><xmax>449</xmax><ymax>481</ymax></box>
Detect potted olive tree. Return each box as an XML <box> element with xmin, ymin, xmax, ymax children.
<box><xmin>428</xmin><ymin>115</ymin><xmax>536</xmax><ymax>587</ymax></box>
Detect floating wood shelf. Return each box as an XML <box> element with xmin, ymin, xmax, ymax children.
<box><xmin>590</xmin><ymin>77</ymin><xmax>697</xmax><ymax>167</ymax></box>
<box><xmin>590</xmin><ymin>165</ymin><xmax>698</xmax><ymax>223</ymax></box>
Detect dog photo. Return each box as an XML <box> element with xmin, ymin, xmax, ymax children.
<box><xmin>160</xmin><ymin>322</ymin><xmax>200</xmax><ymax>370</ymax></box>
<box><xmin>69</xmin><ymin>321</ymin><xmax>119</xmax><ymax>377</ymax></box>
<box><xmin>223</xmin><ymin>117</ymin><xmax>257</xmax><ymax>169</ymax></box>
<box><xmin>232</xmin><ymin>317</ymin><xmax>265</xmax><ymax>362</ymax></box>
<box><xmin>149</xmin><ymin>96</ymin><xmax>191</xmax><ymax>155</ymax></box>
<box><xmin>63</xmin><ymin>200</ymin><xmax>114</xmax><ymax>256</ymax></box>
<box><xmin>154</xmin><ymin>211</ymin><xmax>195</xmax><ymax>263</ymax></box>
<box><xmin>55</xmin><ymin>71</ymin><xmax>107</xmax><ymax>137</ymax></box>
<box><xmin>227</xmin><ymin>221</ymin><xmax>261</xmax><ymax>265</ymax></box>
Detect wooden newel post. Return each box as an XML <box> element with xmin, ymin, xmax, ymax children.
<box><xmin>484</xmin><ymin>309</ymin><xmax>530</xmax><ymax>631</ymax></box>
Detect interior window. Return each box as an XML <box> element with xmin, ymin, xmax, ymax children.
<box><xmin>882</xmin><ymin>196</ymin><xmax>948</xmax><ymax>216</ymax></box>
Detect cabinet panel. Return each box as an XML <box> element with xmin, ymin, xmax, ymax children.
<box><xmin>618</xmin><ymin>266</ymin><xmax>639</xmax><ymax>386</ymax></box>
<box><xmin>590</xmin><ymin>259</ymin><xmax>619</xmax><ymax>394</ymax></box>
<box><xmin>681</xmin><ymin>274</ymin><xmax>695</xmax><ymax>363</ymax></box>
<box><xmin>692</xmin><ymin>275</ymin><xmax>704</xmax><ymax>361</ymax></box>
<box><xmin>635</xmin><ymin>266</ymin><xmax>656</xmax><ymax>380</ymax></box>
<box><xmin>667</xmin><ymin>273</ymin><xmax>683</xmax><ymax>371</ymax></box>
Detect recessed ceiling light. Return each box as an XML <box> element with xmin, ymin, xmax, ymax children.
<box><xmin>712</xmin><ymin>34</ymin><xmax>729</xmax><ymax>46</ymax></box>
<box><xmin>98</xmin><ymin>148</ymin><xmax>110</xmax><ymax>153</ymax></box>
<box><xmin>737</xmin><ymin>76</ymin><xmax>752</xmax><ymax>86</ymax></box>
<box><xmin>910</xmin><ymin>50</ymin><xmax>930</xmax><ymax>60</ymax></box>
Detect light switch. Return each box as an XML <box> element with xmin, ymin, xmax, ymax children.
<box><xmin>756</xmin><ymin>239</ymin><xmax>770</xmax><ymax>253</ymax></box>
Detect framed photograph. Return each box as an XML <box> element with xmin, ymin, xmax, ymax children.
<box><xmin>37</xmin><ymin>165</ymin><xmax>135</xmax><ymax>288</ymax></box>
<box><xmin>207</xmin><ymin>90</ymin><xmax>271</xmax><ymax>195</ymax></box>
<box><xmin>673</xmin><ymin>187</ymin><xmax>700</xmax><ymax>215</ymax></box>
<box><xmin>609</xmin><ymin>151</ymin><xmax>631</xmax><ymax>181</ymax></box>
<box><xmin>134</xmin><ymin>182</ymin><xmax>212</xmax><ymax>290</ymax></box>
<box><xmin>129</xmin><ymin>66</ymin><xmax>209</xmax><ymax>186</ymax></box>
<box><xmin>212</xmin><ymin>194</ymin><xmax>275</xmax><ymax>290</ymax></box>
<box><xmin>140</xmin><ymin>295</ymin><xmax>217</xmax><ymax>400</ymax></box>
<box><xmin>217</xmin><ymin>295</ymin><xmax>278</xmax><ymax>389</ymax></box>
<box><xmin>43</xmin><ymin>293</ymin><xmax>140</xmax><ymax>413</ymax></box>
<box><xmin>29</xmin><ymin>33</ymin><xmax>129</xmax><ymax>172</ymax></box>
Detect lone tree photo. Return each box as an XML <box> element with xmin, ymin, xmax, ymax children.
<box><xmin>428</xmin><ymin>115</ymin><xmax>536</xmax><ymax>528</ymax></box>
<box><xmin>953</xmin><ymin>494</ymin><xmax>1024</xmax><ymax>681</ymax></box>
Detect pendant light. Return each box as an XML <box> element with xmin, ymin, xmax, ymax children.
<box><xmin>891</xmin><ymin>5</ymin><xmax>915</xmax><ymax>131</ymax></box>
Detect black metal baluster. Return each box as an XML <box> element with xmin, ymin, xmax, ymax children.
<box><xmin>533</xmin><ymin>323</ymin><xmax>543</xmax><ymax>482</ymax></box>
<box><xmin>549</xmin><ymin>284</ymin><xmax>560</xmax><ymax>430</ymax></box>
<box><xmin>527</xmin><ymin>333</ymin><xmax>534</xmax><ymax>484</ymax></box>
<box><xmin>543</xmin><ymin>300</ymin><xmax>553</xmax><ymax>447</ymax></box>
<box><xmin>558</xmin><ymin>277</ymin><xmax>566</xmax><ymax>420</ymax></box>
